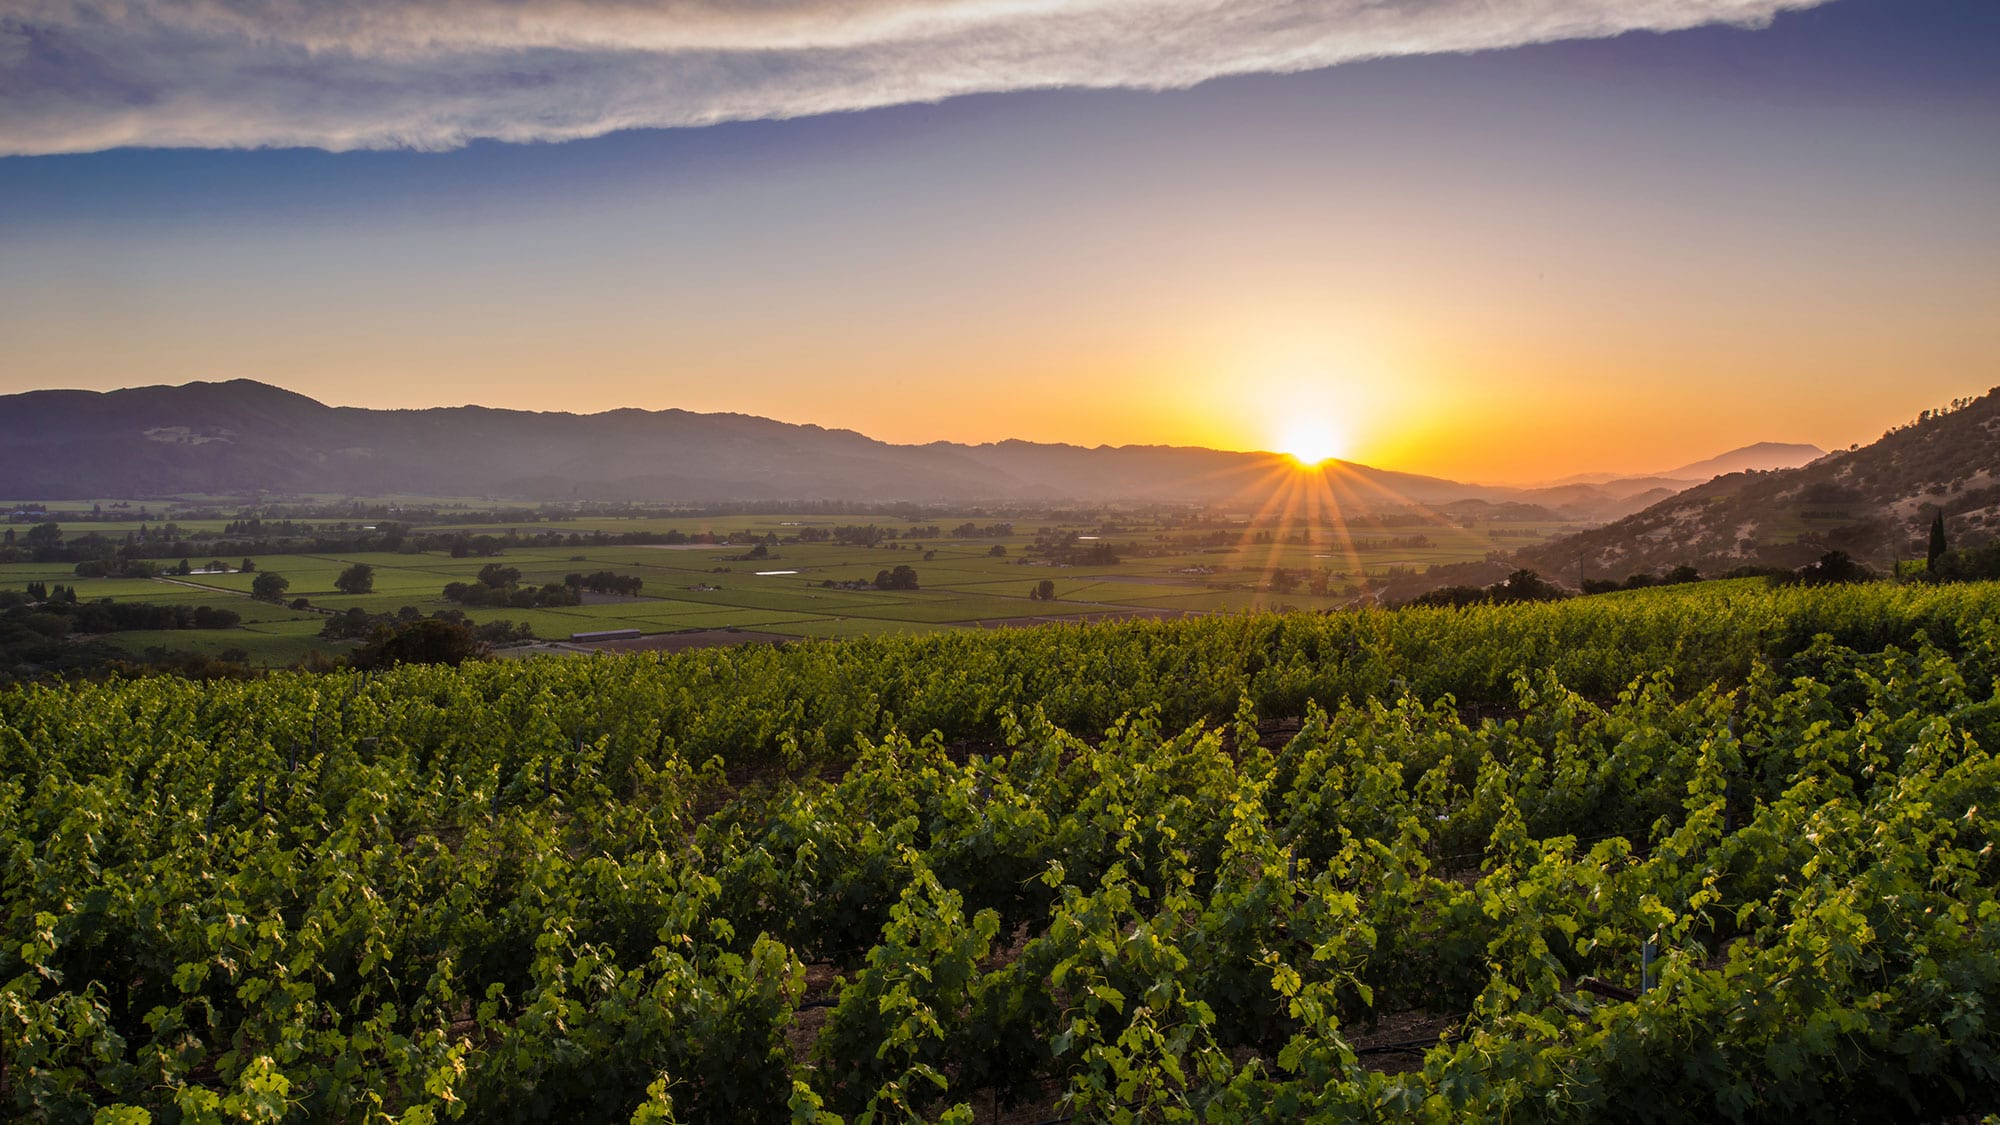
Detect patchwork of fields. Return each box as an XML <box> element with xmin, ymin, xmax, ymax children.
<box><xmin>2</xmin><ymin>508</ymin><xmax>1581</xmax><ymax>663</ymax></box>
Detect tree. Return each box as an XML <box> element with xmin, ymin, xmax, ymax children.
<box><xmin>335</xmin><ymin>563</ymin><xmax>376</xmax><ymax>595</ymax></box>
<box><xmin>477</xmin><ymin>563</ymin><xmax>521</xmax><ymax>589</ymax></box>
<box><xmin>1928</xmin><ymin>511</ymin><xmax>1948</xmax><ymax>574</ymax></box>
<box><xmin>1489</xmin><ymin>569</ymin><xmax>1568</xmax><ymax>604</ymax></box>
<box><xmin>1783</xmin><ymin>550</ymin><xmax>1875</xmax><ymax>588</ymax></box>
<box><xmin>240</xmin><ymin>558</ymin><xmax>257</xmax><ymax>573</ymax></box>
<box><xmin>251</xmin><ymin>571</ymin><xmax>290</xmax><ymax>601</ymax></box>
<box><xmin>1031</xmin><ymin>579</ymin><xmax>1057</xmax><ymax>601</ymax></box>
<box><xmin>873</xmin><ymin>565</ymin><xmax>919</xmax><ymax>591</ymax></box>
<box><xmin>988</xmin><ymin>544</ymin><xmax>1007</xmax><ymax>557</ymax></box>
<box><xmin>347</xmin><ymin>618</ymin><xmax>486</xmax><ymax>670</ymax></box>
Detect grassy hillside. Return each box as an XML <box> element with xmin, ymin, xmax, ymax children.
<box><xmin>1521</xmin><ymin>387</ymin><xmax>2000</xmax><ymax>582</ymax></box>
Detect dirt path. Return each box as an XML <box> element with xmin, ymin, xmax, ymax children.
<box><xmin>149</xmin><ymin>576</ymin><xmax>336</xmax><ymax>616</ymax></box>
<box><xmin>151</xmin><ymin>576</ymin><xmax>249</xmax><ymax>597</ymax></box>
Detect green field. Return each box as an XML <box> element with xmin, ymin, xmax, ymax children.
<box><xmin>4</xmin><ymin>505</ymin><xmax>1585</xmax><ymax>663</ymax></box>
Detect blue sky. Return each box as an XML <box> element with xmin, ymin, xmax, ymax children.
<box><xmin>1</xmin><ymin>0</ymin><xmax>1994</xmax><ymax>481</ymax></box>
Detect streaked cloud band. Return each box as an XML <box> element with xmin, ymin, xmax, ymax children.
<box><xmin>0</xmin><ymin>1</ymin><xmax>1833</xmax><ymax>155</ymax></box>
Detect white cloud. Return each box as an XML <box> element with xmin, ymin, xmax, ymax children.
<box><xmin>0</xmin><ymin>1</ymin><xmax>1833</xmax><ymax>156</ymax></box>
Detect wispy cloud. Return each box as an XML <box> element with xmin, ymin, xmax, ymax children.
<box><xmin>0</xmin><ymin>1</ymin><xmax>1832</xmax><ymax>156</ymax></box>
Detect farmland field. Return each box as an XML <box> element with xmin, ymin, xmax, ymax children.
<box><xmin>3</xmin><ymin>503</ymin><xmax>1582</xmax><ymax>663</ymax></box>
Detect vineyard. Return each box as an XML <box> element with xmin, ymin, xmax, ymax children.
<box><xmin>4</xmin><ymin>580</ymin><xmax>1999</xmax><ymax>1122</ymax></box>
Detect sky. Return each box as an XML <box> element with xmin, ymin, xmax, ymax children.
<box><xmin>0</xmin><ymin>0</ymin><xmax>1995</xmax><ymax>484</ymax></box>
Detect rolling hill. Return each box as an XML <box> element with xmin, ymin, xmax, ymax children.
<box><xmin>1518</xmin><ymin>388</ymin><xmax>2000</xmax><ymax>581</ymax></box>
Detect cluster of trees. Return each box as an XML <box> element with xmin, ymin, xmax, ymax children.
<box><xmin>0</xmin><ymin>622</ymin><xmax>126</xmax><ymax>683</ymax></box>
<box><xmin>792</xmin><ymin>524</ymin><xmax>902</xmax><ymax>547</ymax></box>
<box><xmin>1265</xmin><ymin>568</ymin><xmax>1341</xmax><ymax>596</ymax></box>
<box><xmin>1581</xmin><ymin>564</ymin><xmax>1702</xmax><ymax>595</ymax></box>
<box><xmin>5</xmin><ymin>588</ymin><xmax>241</xmax><ymax>634</ymax></box>
<box><xmin>873</xmin><ymin>565</ymin><xmax>920</xmax><ymax>591</ymax></box>
<box><xmin>321</xmin><ymin>605</ymin><xmax>533</xmax><ymax>647</ymax></box>
<box><xmin>347</xmin><ymin>618</ymin><xmax>489</xmax><ymax>670</ymax></box>
<box><xmin>1</xmin><ymin>507</ymin><xmax>1029</xmax><ymax>569</ymax></box>
<box><xmin>72</xmin><ymin>558</ymin><xmax>164</xmax><ymax>578</ymax></box>
<box><xmin>1027</xmin><ymin>578</ymin><xmax>1058</xmax><ymax>601</ymax></box>
<box><xmin>569</xmin><ymin>571</ymin><xmax>645</xmax><ymax>596</ymax></box>
<box><xmin>334</xmin><ymin>563</ymin><xmax>374</xmax><ymax>594</ymax></box>
<box><xmin>442</xmin><ymin>563</ymin><xmax>581</xmax><ymax>608</ymax></box>
<box><xmin>1775</xmin><ymin>550</ymin><xmax>1876</xmax><ymax>588</ymax></box>
<box><xmin>9</xmin><ymin>597</ymin><xmax>240</xmax><ymax>634</ymax></box>
<box><xmin>1919</xmin><ymin>512</ymin><xmax>2000</xmax><ymax>583</ymax></box>
<box><xmin>0</xmin><ymin>520</ymin><xmax>418</xmax><ymax>565</ymax></box>
<box><xmin>1924</xmin><ymin>545</ymin><xmax>2000</xmax><ymax>583</ymax></box>
<box><xmin>1347</xmin><ymin>535</ymin><xmax>1435</xmax><ymax>550</ymax></box>
<box><xmin>73</xmin><ymin>557</ymin><xmax>251</xmax><ymax>578</ymax></box>
<box><xmin>0</xmin><ymin>589</ymin><xmax>250</xmax><ymax>684</ymax></box>
<box><xmin>0</xmin><ymin>519</ymin><xmax>657</xmax><ymax>567</ymax></box>
<box><xmin>1171</xmin><ymin>529</ymin><xmax>1247</xmax><ymax>549</ymax></box>
<box><xmin>444</xmin><ymin>535</ymin><xmax>509</xmax><ymax>558</ymax></box>
<box><xmin>222</xmin><ymin>518</ymin><xmax>388</xmax><ymax>537</ymax></box>
<box><xmin>885</xmin><ymin>522</ymin><xmax>1012</xmax><ymax>540</ymax></box>
<box><xmin>1029</xmin><ymin>536</ymin><xmax>1123</xmax><ymax>565</ymax></box>
<box><xmin>4</xmin><ymin>522</ymin><xmax>66</xmax><ymax>560</ymax></box>
<box><xmin>1406</xmin><ymin>568</ymin><xmax>1570</xmax><ymax>609</ymax></box>
<box><xmin>1880</xmin><ymin>394</ymin><xmax>1979</xmax><ymax>439</ymax></box>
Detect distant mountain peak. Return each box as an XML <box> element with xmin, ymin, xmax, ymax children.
<box><xmin>1661</xmin><ymin>441</ymin><xmax>1825</xmax><ymax>481</ymax></box>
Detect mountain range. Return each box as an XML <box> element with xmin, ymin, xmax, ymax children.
<box><xmin>0</xmin><ymin>379</ymin><xmax>1808</xmax><ymax>517</ymax></box>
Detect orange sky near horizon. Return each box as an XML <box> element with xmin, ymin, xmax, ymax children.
<box><xmin>2</xmin><ymin>1</ymin><xmax>1995</xmax><ymax>486</ymax></box>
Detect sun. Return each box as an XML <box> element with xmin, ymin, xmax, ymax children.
<box><xmin>1277</xmin><ymin>417</ymin><xmax>1346</xmax><ymax>467</ymax></box>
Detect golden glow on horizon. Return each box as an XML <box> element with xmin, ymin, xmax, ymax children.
<box><xmin>1278</xmin><ymin>417</ymin><xmax>1345</xmax><ymax>466</ymax></box>
<box><xmin>1248</xmin><ymin>353</ymin><xmax>1368</xmax><ymax>469</ymax></box>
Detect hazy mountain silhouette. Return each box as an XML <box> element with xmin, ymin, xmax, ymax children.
<box><xmin>0</xmin><ymin>379</ymin><xmax>1492</xmax><ymax>506</ymax></box>
<box><xmin>1543</xmin><ymin>442</ymin><xmax>1824</xmax><ymax>492</ymax></box>
<box><xmin>1660</xmin><ymin>441</ymin><xmax>1825</xmax><ymax>481</ymax></box>
<box><xmin>0</xmin><ymin>380</ymin><xmax>1842</xmax><ymax>519</ymax></box>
